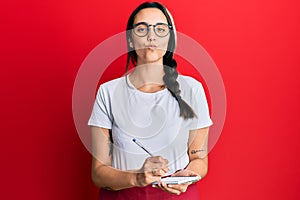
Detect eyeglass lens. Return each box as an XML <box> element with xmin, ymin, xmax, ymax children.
<box><xmin>133</xmin><ymin>23</ymin><xmax>170</xmax><ymax>37</ymax></box>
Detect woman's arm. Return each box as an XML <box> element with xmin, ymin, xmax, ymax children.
<box><xmin>185</xmin><ymin>127</ymin><xmax>209</xmax><ymax>178</ymax></box>
<box><xmin>91</xmin><ymin>126</ymin><xmax>169</xmax><ymax>191</ymax></box>
<box><xmin>155</xmin><ymin>127</ymin><xmax>209</xmax><ymax>195</ymax></box>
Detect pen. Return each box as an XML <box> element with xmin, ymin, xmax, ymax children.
<box><xmin>132</xmin><ymin>138</ymin><xmax>154</xmax><ymax>157</ymax></box>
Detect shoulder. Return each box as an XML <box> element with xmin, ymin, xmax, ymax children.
<box><xmin>100</xmin><ymin>76</ymin><xmax>125</xmax><ymax>89</ymax></box>
<box><xmin>177</xmin><ymin>75</ymin><xmax>207</xmax><ymax>103</ymax></box>
<box><xmin>177</xmin><ymin>75</ymin><xmax>204</xmax><ymax>91</ymax></box>
<box><xmin>98</xmin><ymin>76</ymin><xmax>125</xmax><ymax>92</ymax></box>
<box><xmin>96</xmin><ymin>76</ymin><xmax>126</xmax><ymax>100</ymax></box>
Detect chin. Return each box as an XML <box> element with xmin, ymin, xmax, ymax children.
<box><xmin>144</xmin><ymin>56</ymin><xmax>163</xmax><ymax>64</ymax></box>
<box><xmin>146</xmin><ymin>52</ymin><xmax>166</xmax><ymax>62</ymax></box>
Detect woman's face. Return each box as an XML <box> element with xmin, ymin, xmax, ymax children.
<box><xmin>130</xmin><ymin>8</ymin><xmax>170</xmax><ymax>65</ymax></box>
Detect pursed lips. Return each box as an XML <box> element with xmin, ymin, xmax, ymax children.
<box><xmin>145</xmin><ymin>44</ymin><xmax>158</xmax><ymax>50</ymax></box>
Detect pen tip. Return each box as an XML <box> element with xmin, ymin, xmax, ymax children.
<box><xmin>132</xmin><ymin>138</ymin><xmax>136</xmax><ymax>142</ymax></box>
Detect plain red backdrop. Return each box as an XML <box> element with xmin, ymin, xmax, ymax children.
<box><xmin>1</xmin><ymin>0</ymin><xmax>300</xmax><ymax>199</ymax></box>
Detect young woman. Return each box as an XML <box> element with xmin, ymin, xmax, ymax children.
<box><xmin>88</xmin><ymin>2</ymin><xmax>212</xmax><ymax>199</ymax></box>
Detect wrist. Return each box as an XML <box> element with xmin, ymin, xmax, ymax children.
<box><xmin>131</xmin><ymin>170</ymin><xmax>142</xmax><ymax>187</ymax></box>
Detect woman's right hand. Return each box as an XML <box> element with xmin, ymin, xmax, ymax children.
<box><xmin>135</xmin><ymin>156</ymin><xmax>169</xmax><ymax>187</ymax></box>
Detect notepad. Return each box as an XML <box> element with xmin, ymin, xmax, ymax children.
<box><xmin>152</xmin><ymin>176</ymin><xmax>200</xmax><ymax>185</ymax></box>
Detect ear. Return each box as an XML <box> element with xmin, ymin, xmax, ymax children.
<box><xmin>128</xmin><ymin>39</ymin><xmax>133</xmax><ymax>48</ymax></box>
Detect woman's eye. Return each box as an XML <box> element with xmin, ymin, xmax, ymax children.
<box><xmin>137</xmin><ymin>27</ymin><xmax>146</xmax><ymax>32</ymax></box>
<box><xmin>156</xmin><ymin>28</ymin><xmax>166</xmax><ymax>33</ymax></box>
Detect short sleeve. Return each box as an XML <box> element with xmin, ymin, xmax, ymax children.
<box><xmin>88</xmin><ymin>85</ymin><xmax>113</xmax><ymax>129</ymax></box>
<box><xmin>189</xmin><ymin>83</ymin><xmax>213</xmax><ymax>130</ymax></box>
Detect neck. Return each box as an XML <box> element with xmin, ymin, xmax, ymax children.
<box><xmin>129</xmin><ymin>63</ymin><xmax>165</xmax><ymax>89</ymax></box>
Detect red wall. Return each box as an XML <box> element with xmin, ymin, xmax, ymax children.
<box><xmin>1</xmin><ymin>0</ymin><xmax>300</xmax><ymax>199</ymax></box>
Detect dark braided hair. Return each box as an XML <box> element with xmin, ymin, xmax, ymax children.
<box><xmin>126</xmin><ymin>2</ymin><xmax>196</xmax><ymax>120</ymax></box>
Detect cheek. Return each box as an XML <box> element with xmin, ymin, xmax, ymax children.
<box><xmin>131</xmin><ymin>36</ymin><xmax>145</xmax><ymax>49</ymax></box>
<box><xmin>162</xmin><ymin>40</ymin><xmax>169</xmax><ymax>48</ymax></box>
<box><xmin>135</xmin><ymin>49</ymin><xmax>145</xmax><ymax>56</ymax></box>
<box><xmin>158</xmin><ymin>40</ymin><xmax>169</xmax><ymax>52</ymax></box>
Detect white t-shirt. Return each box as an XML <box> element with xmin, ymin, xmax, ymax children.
<box><xmin>88</xmin><ymin>75</ymin><xmax>213</xmax><ymax>175</ymax></box>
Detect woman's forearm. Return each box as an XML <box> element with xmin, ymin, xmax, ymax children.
<box><xmin>91</xmin><ymin>127</ymin><xmax>138</xmax><ymax>190</ymax></box>
<box><xmin>92</xmin><ymin>162</ymin><xmax>138</xmax><ymax>191</ymax></box>
<box><xmin>185</xmin><ymin>157</ymin><xmax>208</xmax><ymax>178</ymax></box>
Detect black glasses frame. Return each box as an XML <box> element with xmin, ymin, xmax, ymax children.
<box><xmin>132</xmin><ymin>22</ymin><xmax>173</xmax><ymax>38</ymax></box>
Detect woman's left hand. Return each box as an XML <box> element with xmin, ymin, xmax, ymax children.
<box><xmin>154</xmin><ymin>169</ymin><xmax>199</xmax><ymax>195</ymax></box>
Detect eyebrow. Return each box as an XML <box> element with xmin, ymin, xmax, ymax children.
<box><xmin>134</xmin><ymin>21</ymin><xmax>168</xmax><ymax>24</ymax></box>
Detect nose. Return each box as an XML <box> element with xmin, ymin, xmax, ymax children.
<box><xmin>147</xmin><ymin>25</ymin><xmax>156</xmax><ymax>41</ymax></box>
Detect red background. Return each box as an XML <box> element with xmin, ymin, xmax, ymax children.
<box><xmin>1</xmin><ymin>0</ymin><xmax>300</xmax><ymax>199</ymax></box>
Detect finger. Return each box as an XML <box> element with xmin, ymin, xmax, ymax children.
<box><xmin>145</xmin><ymin>161</ymin><xmax>166</xmax><ymax>169</ymax></box>
<box><xmin>151</xmin><ymin>168</ymin><xmax>159</xmax><ymax>176</ymax></box>
<box><xmin>146</xmin><ymin>166</ymin><xmax>168</xmax><ymax>175</ymax></box>
<box><xmin>161</xmin><ymin>183</ymin><xmax>182</xmax><ymax>195</ymax></box>
<box><xmin>155</xmin><ymin>182</ymin><xmax>173</xmax><ymax>193</ymax></box>
<box><xmin>172</xmin><ymin>169</ymin><xmax>198</xmax><ymax>177</ymax></box>
<box><xmin>148</xmin><ymin>156</ymin><xmax>161</xmax><ymax>163</ymax></box>
<box><xmin>150</xmin><ymin>156</ymin><xmax>168</xmax><ymax>165</ymax></box>
<box><xmin>152</xmin><ymin>168</ymin><xmax>168</xmax><ymax>177</ymax></box>
<box><xmin>167</xmin><ymin>183</ymin><xmax>190</xmax><ymax>193</ymax></box>
<box><xmin>161</xmin><ymin>167</ymin><xmax>169</xmax><ymax>174</ymax></box>
<box><xmin>143</xmin><ymin>165</ymin><xmax>162</xmax><ymax>173</ymax></box>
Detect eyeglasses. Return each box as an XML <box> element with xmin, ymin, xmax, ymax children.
<box><xmin>132</xmin><ymin>22</ymin><xmax>172</xmax><ymax>37</ymax></box>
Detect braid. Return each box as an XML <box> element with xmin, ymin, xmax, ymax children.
<box><xmin>163</xmin><ymin>58</ymin><xmax>196</xmax><ymax>120</ymax></box>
